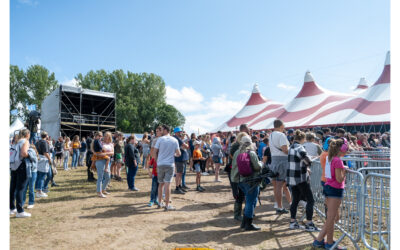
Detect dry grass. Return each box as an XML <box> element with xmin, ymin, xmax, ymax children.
<box><xmin>10</xmin><ymin>165</ymin><xmax>355</xmax><ymax>250</ymax></box>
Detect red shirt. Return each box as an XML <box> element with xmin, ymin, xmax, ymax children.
<box><xmin>150</xmin><ymin>158</ymin><xmax>157</xmax><ymax>176</ymax></box>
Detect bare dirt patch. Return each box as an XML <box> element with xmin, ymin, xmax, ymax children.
<box><xmin>10</xmin><ymin>166</ymin><xmax>353</xmax><ymax>250</ymax></box>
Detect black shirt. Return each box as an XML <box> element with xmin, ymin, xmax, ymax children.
<box><xmin>125</xmin><ymin>144</ymin><xmax>140</xmax><ymax>167</ymax></box>
<box><xmin>36</xmin><ymin>139</ymin><xmax>49</xmax><ymax>155</ymax></box>
<box><xmin>93</xmin><ymin>139</ymin><xmax>102</xmax><ymax>153</ymax></box>
<box><xmin>86</xmin><ymin>137</ymin><xmax>93</xmax><ymax>153</ymax></box>
<box><xmin>263</xmin><ymin>146</ymin><xmax>272</xmax><ymax>165</ymax></box>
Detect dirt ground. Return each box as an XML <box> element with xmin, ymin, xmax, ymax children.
<box><xmin>10</xmin><ymin>165</ymin><xmax>353</xmax><ymax>250</ymax></box>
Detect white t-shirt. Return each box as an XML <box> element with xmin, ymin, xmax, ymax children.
<box><xmin>270</xmin><ymin>131</ymin><xmax>289</xmax><ymax>157</ymax></box>
<box><xmin>303</xmin><ymin>142</ymin><xmax>320</xmax><ymax>157</ymax></box>
<box><xmin>154</xmin><ymin>135</ymin><xmax>179</xmax><ymax>166</ymax></box>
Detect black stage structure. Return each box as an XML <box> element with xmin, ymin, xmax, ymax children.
<box><xmin>41</xmin><ymin>85</ymin><xmax>116</xmax><ymax>139</ymax></box>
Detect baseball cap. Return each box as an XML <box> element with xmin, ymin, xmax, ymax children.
<box><xmin>173</xmin><ymin>127</ymin><xmax>183</xmax><ymax>133</ymax></box>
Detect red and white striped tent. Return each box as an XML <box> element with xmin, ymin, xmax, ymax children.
<box><xmin>214</xmin><ymin>51</ymin><xmax>390</xmax><ymax>132</ymax></box>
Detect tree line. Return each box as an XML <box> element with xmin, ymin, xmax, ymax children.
<box><xmin>10</xmin><ymin>65</ymin><xmax>185</xmax><ymax>133</ymax></box>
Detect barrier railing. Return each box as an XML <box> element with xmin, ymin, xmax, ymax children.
<box><xmin>341</xmin><ymin>157</ymin><xmax>390</xmax><ymax>171</ymax></box>
<box><xmin>309</xmin><ymin>161</ymin><xmax>364</xmax><ymax>249</ymax></box>
<box><xmin>309</xmin><ymin>159</ymin><xmax>390</xmax><ymax>250</ymax></box>
<box><xmin>361</xmin><ymin>173</ymin><xmax>390</xmax><ymax>250</ymax></box>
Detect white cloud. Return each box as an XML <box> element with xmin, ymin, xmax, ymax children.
<box><xmin>277</xmin><ymin>82</ymin><xmax>297</xmax><ymax>91</ymax></box>
<box><xmin>166</xmin><ymin>86</ymin><xmax>204</xmax><ymax>112</ymax></box>
<box><xmin>349</xmin><ymin>86</ymin><xmax>356</xmax><ymax>90</ymax></box>
<box><xmin>239</xmin><ymin>90</ymin><xmax>250</xmax><ymax>96</ymax></box>
<box><xmin>166</xmin><ymin>86</ymin><xmax>246</xmax><ymax>135</ymax></box>
<box><xmin>60</xmin><ymin>78</ymin><xmax>78</xmax><ymax>86</ymax></box>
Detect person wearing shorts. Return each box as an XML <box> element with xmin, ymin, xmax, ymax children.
<box><xmin>192</xmin><ymin>141</ymin><xmax>205</xmax><ymax>192</ymax></box>
<box><xmin>173</xmin><ymin>127</ymin><xmax>189</xmax><ymax>194</ymax></box>
<box><xmin>153</xmin><ymin>125</ymin><xmax>180</xmax><ymax>211</ymax></box>
<box><xmin>270</xmin><ymin>119</ymin><xmax>292</xmax><ymax>214</ymax></box>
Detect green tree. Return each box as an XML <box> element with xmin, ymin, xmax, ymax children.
<box><xmin>154</xmin><ymin>103</ymin><xmax>186</xmax><ymax>129</ymax></box>
<box><xmin>10</xmin><ymin>65</ymin><xmax>29</xmax><ymax>123</ymax></box>
<box><xmin>24</xmin><ymin>65</ymin><xmax>58</xmax><ymax>110</ymax></box>
<box><xmin>76</xmin><ymin>69</ymin><xmax>184</xmax><ymax>133</ymax></box>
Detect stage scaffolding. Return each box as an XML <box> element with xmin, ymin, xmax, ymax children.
<box><xmin>41</xmin><ymin>85</ymin><xmax>116</xmax><ymax>139</ymax></box>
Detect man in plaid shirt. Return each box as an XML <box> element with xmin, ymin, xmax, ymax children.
<box><xmin>286</xmin><ymin>130</ymin><xmax>320</xmax><ymax>232</ymax></box>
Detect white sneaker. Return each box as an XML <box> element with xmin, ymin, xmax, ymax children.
<box><xmin>35</xmin><ymin>193</ymin><xmax>41</xmax><ymax>198</ymax></box>
<box><xmin>274</xmin><ymin>202</ymin><xmax>278</xmax><ymax>209</ymax></box>
<box><xmin>16</xmin><ymin>212</ymin><xmax>31</xmax><ymax>218</ymax></box>
<box><xmin>299</xmin><ymin>200</ymin><xmax>307</xmax><ymax>208</ymax></box>
<box><xmin>10</xmin><ymin>209</ymin><xmax>17</xmax><ymax>215</ymax></box>
<box><xmin>164</xmin><ymin>205</ymin><xmax>176</xmax><ymax>211</ymax></box>
<box><xmin>36</xmin><ymin>193</ymin><xmax>48</xmax><ymax>198</ymax></box>
<box><xmin>27</xmin><ymin>205</ymin><xmax>34</xmax><ymax>209</ymax></box>
<box><xmin>202</xmin><ymin>172</ymin><xmax>209</xmax><ymax>176</ymax></box>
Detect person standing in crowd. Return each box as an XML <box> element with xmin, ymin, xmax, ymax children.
<box><xmin>22</xmin><ymin>143</ymin><xmax>38</xmax><ymax>209</ymax></box>
<box><xmin>180</xmin><ymin>131</ymin><xmax>190</xmax><ymax>190</ymax></box>
<box><xmin>188</xmin><ymin>133</ymin><xmax>196</xmax><ymax>172</ymax></box>
<box><xmin>287</xmin><ymin>130</ymin><xmax>319</xmax><ymax>232</ymax></box>
<box><xmin>35</xmin><ymin>132</ymin><xmax>52</xmax><ymax>197</ymax></box>
<box><xmin>270</xmin><ymin>119</ymin><xmax>292</xmax><ymax>214</ymax></box>
<box><xmin>262</xmin><ymin>137</ymin><xmax>271</xmax><ymax>167</ymax></box>
<box><xmin>93</xmin><ymin>132</ymin><xmax>114</xmax><ymax>198</ymax></box>
<box><xmin>313</xmin><ymin>138</ymin><xmax>348</xmax><ymax>249</ymax></box>
<box><xmin>71</xmin><ymin>135</ymin><xmax>81</xmax><ymax>169</ymax></box>
<box><xmin>203</xmin><ymin>135</ymin><xmax>213</xmax><ymax>175</ymax></box>
<box><xmin>63</xmin><ymin>137</ymin><xmax>71</xmax><ymax>171</ymax></box>
<box><xmin>229</xmin><ymin>123</ymin><xmax>250</xmax><ymax>222</ymax></box>
<box><xmin>287</xmin><ymin>129</ymin><xmax>294</xmax><ymax>143</ymax></box>
<box><xmin>192</xmin><ymin>140</ymin><xmax>206</xmax><ymax>192</ymax></box>
<box><xmin>173</xmin><ymin>127</ymin><xmax>189</xmax><ymax>194</ymax></box>
<box><xmin>211</xmin><ymin>136</ymin><xmax>224</xmax><ymax>182</ymax></box>
<box><xmin>78</xmin><ymin>137</ymin><xmax>87</xmax><ymax>167</ymax></box>
<box><xmin>381</xmin><ymin>133</ymin><xmax>390</xmax><ymax>148</ymax></box>
<box><xmin>147</xmin><ymin>154</ymin><xmax>159</xmax><ymax>207</ymax></box>
<box><xmin>231</xmin><ymin>135</ymin><xmax>263</xmax><ymax>231</ymax></box>
<box><xmin>257</xmin><ymin>133</ymin><xmax>266</xmax><ymax>160</ymax></box>
<box><xmin>303</xmin><ymin>132</ymin><xmax>322</xmax><ymax>157</ymax></box>
<box><xmin>141</xmin><ymin>132</ymin><xmax>151</xmax><ymax>169</ymax></box>
<box><xmin>10</xmin><ymin>129</ymin><xmax>31</xmax><ymax>218</ymax></box>
<box><xmin>315</xmin><ymin>130</ymin><xmax>324</xmax><ymax>145</ymax></box>
<box><xmin>85</xmin><ymin>133</ymin><xmax>96</xmax><ymax>182</ymax></box>
<box><xmin>113</xmin><ymin>133</ymin><xmax>125</xmax><ymax>181</ymax></box>
<box><xmin>153</xmin><ymin>125</ymin><xmax>181</xmax><ymax>211</ymax></box>
<box><xmin>368</xmin><ymin>133</ymin><xmax>377</xmax><ymax>148</ymax></box>
<box><xmin>45</xmin><ymin>135</ymin><xmax>59</xmax><ymax>188</ymax></box>
<box><xmin>125</xmin><ymin>135</ymin><xmax>140</xmax><ymax>191</ymax></box>
<box><xmin>54</xmin><ymin>137</ymin><xmax>64</xmax><ymax>169</ymax></box>
<box><xmin>334</xmin><ymin>128</ymin><xmax>345</xmax><ymax>139</ymax></box>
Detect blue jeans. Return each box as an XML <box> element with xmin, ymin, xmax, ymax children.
<box><xmin>43</xmin><ymin>165</ymin><xmax>53</xmax><ymax>190</ymax></box>
<box><xmin>79</xmin><ymin>150</ymin><xmax>86</xmax><ymax>166</ymax></box>
<box><xmin>127</xmin><ymin>163</ymin><xmax>138</xmax><ymax>189</ymax></box>
<box><xmin>29</xmin><ymin>133</ymin><xmax>38</xmax><ymax>145</ymax></box>
<box><xmin>72</xmin><ymin>149</ymin><xmax>79</xmax><ymax>167</ymax></box>
<box><xmin>142</xmin><ymin>154</ymin><xmax>147</xmax><ymax>167</ymax></box>
<box><xmin>96</xmin><ymin>160</ymin><xmax>110</xmax><ymax>192</ymax></box>
<box><xmin>182</xmin><ymin>163</ymin><xmax>187</xmax><ymax>186</ymax></box>
<box><xmin>23</xmin><ymin>171</ymin><xmax>37</xmax><ymax>206</ymax></box>
<box><xmin>238</xmin><ymin>182</ymin><xmax>260</xmax><ymax>218</ymax></box>
<box><xmin>150</xmin><ymin>175</ymin><xmax>159</xmax><ymax>202</ymax></box>
<box><xmin>35</xmin><ymin>171</ymin><xmax>47</xmax><ymax>191</ymax></box>
<box><xmin>63</xmin><ymin>152</ymin><xmax>70</xmax><ymax>170</ymax></box>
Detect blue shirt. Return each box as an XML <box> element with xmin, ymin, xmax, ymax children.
<box><xmin>174</xmin><ymin>136</ymin><xmax>188</xmax><ymax>162</ymax></box>
<box><xmin>80</xmin><ymin>141</ymin><xmax>87</xmax><ymax>152</ymax></box>
<box><xmin>258</xmin><ymin>141</ymin><xmax>266</xmax><ymax>159</ymax></box>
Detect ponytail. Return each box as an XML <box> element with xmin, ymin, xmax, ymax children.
<box><xmin>328</xmin><ymin>138</ymin><xmax>345</xmax><ymax>161</ymax></box>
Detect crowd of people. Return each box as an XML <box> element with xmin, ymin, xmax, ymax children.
<box><xmin>10</xmin><ymin>121</ymin><xmax>390</xmax><ymax>249</ymax></box>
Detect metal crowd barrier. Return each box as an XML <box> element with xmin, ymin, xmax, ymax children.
<box><xmin>347</xmin><ymin>150</ymin><xmax>390</xmax><ymax>161</ymax></box>
<box><xmin>309</xmin><ymin>159</ymin><xmax>390</xmax><ymax>250</ymax></box>
<box><xmin>361</xmin><ymin>173</ymin><xmax>390</xmax><ymax>250</ymax></box>
<box><xmin>341</xmin><ymin>157</ymin><xmax>390</xmax><ymax>171</ymax></box>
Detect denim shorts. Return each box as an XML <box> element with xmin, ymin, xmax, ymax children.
<box><xmin>323</xmin><ymin>184</ymin><xmax>344</xmax><ymax>199</ymax></box>
<box><xmin>212</xmin><ymin>156</ymin><xmax>222</xmax><ymax>164</ymax></box>
<box><xmin>194</xmin><ymin>163</ymin><xmax>201</xmax><ymax>173</ymax></box>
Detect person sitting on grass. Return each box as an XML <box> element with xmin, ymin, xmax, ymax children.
<box><xmin>147</xmin><ymin>156</ymin><xmax>159</xmax><ymax>207</ymax></box>
<box><xmin>192</xmin><ymin>140</ymin><xmax>206</xmax><ymax>192</ymax></box>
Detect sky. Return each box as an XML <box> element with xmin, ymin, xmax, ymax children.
<box><xmin>10</xmin><ymin>0</ymin><xmax>390</xmax><ymax>134</ymax></box>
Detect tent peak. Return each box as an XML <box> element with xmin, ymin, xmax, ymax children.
<box><xmin>252</xmin><ymin>83</ymin><xmax>260</xmax><ymax>93</ymax></box>
<box><xmin>385</xmin><ymin>51</ymin><xmax>390</xmax><ymax>66</ymax></box>
<box><xmin>304</xmin><ymin>71</ymin><xmax>315</xmax><ymax>83</ymax></box>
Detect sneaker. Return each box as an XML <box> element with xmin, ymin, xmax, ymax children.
<box><xmin>51</xmin><ymin>182</ymin><xmax>59</xmax><ymax>187</ymax></box>
<box><xmin>324</xmin><ymin>241</ymin><xmax>347</xmax><ymax>250</ymax></box>
<box><xmin>157</xmin><ymin>202</ymin><xmax>165</xmax><ymax>209</ymax></box>
<box><xmin>154</xmin><ymin>200</ymin><xmax>160</xmax><ymax>206</ymax></box>
<box><xmin>181</xmin><ymin>185</ymin><xmax>190</xmax><ymax>190</ymax></box>
<box><xmin>132</xmin><ymin>187</ymin><xmax>139</xmax><ymax>191</ymax></box>
<box><xmin>27</xmin><ymin>205</ymin><xmax>34</xmax><ymax>209</ymax></box>
<box><xmin>289</xmin><ymin>220</ymin><xmax>301</xmax><ymax>230</ymax></box>
<box><xmin>214</xmin><ymin>179</ymin><xmax>222</xmax><ymax>182</ymax></box>
<box><xmin>164</xmin><ymin>205</ymin><xmax>176</xmax><ymax>211</ymax></box>
<box><xmin>199</xmin><ymin>186</ymin><xmax>205</xmax><ymax>191</ymax></box>
<box><xmin>16</xmin><ymin>211</ymin><xmax>31</xmax><ymax>218</ymax></box>
<box><xmin>179</xmin><ymin>187</ymin><xmax>187</xmax><ymax>193</ymax></box>
<box><xmin>274</xmin><ymin>202</ymin><xmax>278</xmax><ymax>209</ymax></box>
<box><xmin>148</xmin><ymin>201</ymin><xmax>154</xmax><ymax>207</ymax></box>
<box><xmin>276</xmin><ymin>208</ymin><xmax>289</xmax><ymax>214</ymax></box>
<box><xmin>201</xmin><ymin>172</ymin><xmax>209</xmax><ymax>176</ymax></box>
<box><xmin>299</xmin><ymin>200</ymin><xmax>307</xmax><ymax>208</ymax></box>
<box><xmin>196</xmin><ymin>186</ymin><xmax>204</xmax><ymax>192</ymax></box>
<box><xmin>10</xmin><ymin>209</ymin><xmax>17</xmax><ymax>215</ymax></box>
<box><xmin>305</xmin><ymin>221</ymin><xmax>320</xmax><ymax>232</ymax></box>
<box><xmin>174</xmin><ymin>188</ymin><xmax>185</xmax><ymax>194</ymax></box>
<box><xmin>312</xmin><ymin>239</ymin><xmax>325</xmax><ymax>248</ymax></box>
